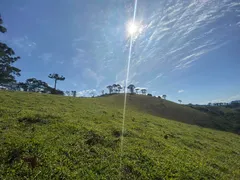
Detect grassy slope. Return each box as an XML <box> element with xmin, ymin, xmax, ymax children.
<box><xmin>101</xmin><ymin>94</ymin><xmax>240</xmax><ymax>133</ymax></box>
<box><xmin>0</xmin><ymin>91</ymin><xmax>240</xmax><ymax>179</ymax></box>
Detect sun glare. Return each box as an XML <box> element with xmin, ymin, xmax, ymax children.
<box><xmin>127</xmin><ymin>22</ymin><xmax>138</xmax><ymax>35</ymax></box>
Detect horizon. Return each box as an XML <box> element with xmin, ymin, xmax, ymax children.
<box><xmin>0</xmin><ymin>0</ymin><xmax>240</xmax><ymax>104</ymax></box>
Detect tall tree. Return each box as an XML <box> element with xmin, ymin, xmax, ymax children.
<box><xmin>141</xmin><ymin>88</ymin><xmax>147</xmax><ymax>95</ymax></box>
<box><xmin>112</xmin><ymin>84</ymin><xmax>118</xmax><ymax>93</ymax></box>
<box><xmin>127</xmin><ymin>84</ymin><xmax>135</xmax><ymax>94</ymax></box>
<box><xmin>178</xmin><ymin>100</ymin><xmax>182</xmax><ymax>104</ymax></box>
<box><xmin>71</xmin><ymin>91</ymin><xmax>77</xmax><ymax>97</ymax></box>
<box><xmin>0</xmin><ymin>16</ymin><xmax>21</xmax><ymax>83</ymax></box>
<box><xmin>162</xmin><ymin>95</ymin><xmax>167</xmax><ymax>100</ymax></box>
<box><xmin>48</xmin><ymin>73</ymin><xmax>65</xmax><ymax>90</ymax></box>
<box><xmin>106</xmin><ymin>85</ymin><xmax>113</xmax><ymax>94</ymax></box>
<box><xmin>117</xmin><ymin>84</ymin><xmax>122</xmax><ymax>93</ymax></box>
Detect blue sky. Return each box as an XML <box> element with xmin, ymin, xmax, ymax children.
<box><xmin>0</xmin><ymin>0</ymin><xmax>240</xmax><ymax>104</ymax></box>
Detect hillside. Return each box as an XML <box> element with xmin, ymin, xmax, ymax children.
<box><xmin>100</xmin><ymin>94</ymin><xmax>240</xmax><ymax>134</ymax></box>
<box><xmin>0</xmin><ymin>91</ymin><xmax>240</xmax><ymax>179</ymax></box>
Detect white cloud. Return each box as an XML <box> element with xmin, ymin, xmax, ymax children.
<box><xmin>178</xmin><ymin>89</ymin><xmax>184</xmax><ymax>93</ymax></box>
<box><xmin>77</xmin><ymin>89</ymin><xmax>97</xmax><ymax>97</ymax></box>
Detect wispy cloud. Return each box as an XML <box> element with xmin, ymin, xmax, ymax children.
<box><xmin>38</xmin><ymin>53</ymin><xmax>52</xmax><ymax>64</ymax></box>
<box><xmin>178</xmin><ymin>89</ymin><xmax>184</xmax><ymax>93</ymax></box>
<box><xmin>82</xmin><ymin>68</ymin><xmax>105</xmax><ymax>88</ymax></box>
<box><xmin>119</xmin><ymin>0</ymin><xmax>240</xmax><ymax>81</ymax></box>
<box><xmin>145</xmin><ymin>73</ymin><xmax>164</xmax><ymax>86</ymax></box>
<box><xmin>72</xmin><ymin>48</ymin><xmax>86</xmax><ymax>66</ymax></box>
<box><xmin>11</xmin><ymin>36</ymin><xmax>36</xmax><ymax>56</ymax></box>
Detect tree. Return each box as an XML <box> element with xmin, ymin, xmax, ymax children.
<box><xmin>106</xmin><ymin>85</ymin><xmax>113</xmax><ymax>94</ymax></box>
<box><xmin>147</xmin><ymin>93</ymin><xmax>152</xmax><ymax>96</ymax></box>
<box><xmin>141</xmin><ymin>88</ymin><xmax>147</xmax><ymax>95</ymax></box>
<box><xmin>178</xmin><ymin>100</ymin><xmax>182</xmax><ymax>104</ymax></box>
<box><xmin>117</xmin><ymin>84</ymin><xmax>122</xmax><ymax>93</ymax></box>
<box><xmin>208</xmin><ymin>102</ymin><xmax>212</xmax><ymax>106</ymax></box>
<box><xmin>71</xmin><ymin>91</ymin><xmax>76</xmax><ymax>97</ymax></box>
<box><xmin>135</xmin><ymin>88</ymin><xmax>139</xmax><ymax>94</ymax></box>
<box><xmin>18</xmin><ymin>82</ymin><xmax>28</xmax><ymax>91</ymax></box>
<box><xmin>48</xmin><ymin>73</ymin><xmax>65</xmax><ymax>90</ymax></box>
<box><xmin>162</xmin><ymin>95</ymin><xmax>167</xmax><ymax>100</ymax></box>
<box><xmin>65</xmin><ymin>91</ymin><xmax>71</xmax><ymax>96</ymax></box>
<box><xmin>112</xmin><ymin>84</ymin><xmax>118</xmax><ymax>93</ymax></box>
<box><xmin>25</xmin><ymin>78</ymin><xmax>49</xmax><ymax>92</ymax></box>
<box><xmin>0</xmin><ymin>16</ymin><xmax>21</xmax><ymax>83</ymax></box>
<box><xmin>90</xmin><ymin>90</ymin><xmax>95</xmax><ymax>97</ymax></box>
<box><xmin>127</xmin><ymin>84</ymin><xmax>135</xmax><ymax>94</ymax></box>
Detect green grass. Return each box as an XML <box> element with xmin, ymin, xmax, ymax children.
<box><xmin>0</xmin><ymin>91</ymin><xmax>240</xmax><ymax>179</ymax></box>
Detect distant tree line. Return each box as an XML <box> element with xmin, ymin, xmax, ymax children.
<box><xmin>208</xmin><ymin>101</ymin><xmax>240</xmax><ymax>108</ymax></box>
<box><xmin>105</xmin><ymin>84</ymin><xmax>148</xmax><ymax>95</ymax></box>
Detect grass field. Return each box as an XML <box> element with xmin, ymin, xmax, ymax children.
<box><xmin>0</xmin><ymin>91</ymin><xmax>240</xmax><ymax>179</ymax></box>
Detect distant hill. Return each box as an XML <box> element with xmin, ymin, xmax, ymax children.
<box><xmin>0</xmin><ymin>91</ymin><xmax>240</xmax><ymax>179</ymax></box>
<box><xmin>101</xmin><ymin>94</ymin><xmax>240</xmax><ymax>134</ymax></box>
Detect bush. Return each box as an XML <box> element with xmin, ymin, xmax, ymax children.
<box><xmin>147</xmin><ymin>93</ymin><xmax>152</xmax><ymax>96</ymax></box>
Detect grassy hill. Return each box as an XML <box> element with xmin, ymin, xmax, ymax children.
<box><xmin>100</xmin><ymin>94</ymin><xmax>240</xmax><ymax>133</ymax></box>
<box><xmin>0</xmin><ymin>91</ymin><xmax>240</xmax><ymax>179</ymax></box>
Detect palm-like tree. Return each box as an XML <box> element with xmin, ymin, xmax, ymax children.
<box><xmin>48</xmin><ymin>73</ymin><xmax>65</xmax><ymax>90</ymax></box>
<box><xmin>127</xmin><ymin>84</ymin><xmax>135</xmax><ymax>94</ymax></box>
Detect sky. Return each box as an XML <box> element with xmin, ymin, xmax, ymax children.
<box><xmin>0</xmin><ymin>0</ymin><xmax>240</xmax><ymax>104</ymax></box>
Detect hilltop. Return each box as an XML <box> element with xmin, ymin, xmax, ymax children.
<box><xmin>0</xmin><ymin>91</ymin><xmax>240</xmax><ymax>179</ymax></box>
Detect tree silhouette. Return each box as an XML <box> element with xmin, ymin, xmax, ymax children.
<box><xmin>178</xmin><ymin>100</ymin><xmax>182</xmax><ymax>104</ymax></box>
<box><xmin>48</xmin><ymin>73</ymin><xmax>65</xmax><ymax>90</ymax></box>
<box><xmin>18</xmin><ymin>82</ymin><xmax>28</xmax><ymax>91</ymax></box>
<box><xmin>141</xmin><ymin>88</ymin><xmax>147</xmax><ymax>95</ymax></box>
<box><xmin>112</xmin><ymin>84</ymin><xmax>118</xmax><ymax>93</ymax></box>
<box><xmin>106</xmin><ymin>85</ymin><xmax>113</xmax><ymax>94</ymax></box>
<box><xmin>135</xmin><ymin>88</ymin><xmax>139</xmax><ymax>94</ymax></box>
<box><xmin>162</xmin><ymin>95</ymin><xmax>167</xmax><ymax>100</ymax></box>
<box><xmin>65</xmin><ymin>91</ymin><xmax>71</xmax><ymax>96</ymax></box>
<box><xmin>0</xmin><ymin>16</ymin><xmax>21</xmax><ymax>83</ymax></box>
<box><xmin>71</xmin><ymin>91</ymin><xmax>77</xmax><ymax>97</ymax></box>
<box><xmin>117</xmin><ymin>84</ymin><xmax>122</xmax><ymax>93</ymax></box>
<box><xmin>25</xmin><ymin>78</ymin><xmax>49</xmax><ymax>92</ymax></box>
<box><xmin>127</xmin><ymin>84</ymin><xmax>135</xmax><ymax>94</ymax></box>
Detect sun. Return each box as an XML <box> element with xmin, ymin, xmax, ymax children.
<box><xmin>127</xmin><ymin>21</ymin><xmax>142</xmax><ymax>36</ymax></box>
<box><xmin>127</xmin><ymin>22</ymin><xmax>138</xmax><ymax>35</ymax></box>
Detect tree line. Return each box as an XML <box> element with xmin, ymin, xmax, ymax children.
<box><xmin>106</xmin><ymin>84</ymin><xmax>147</xmax><ymax>95</ymax></box>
